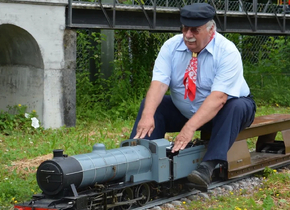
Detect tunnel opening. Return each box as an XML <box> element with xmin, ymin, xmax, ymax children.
<box><xmin>0</xmin><ymin>24</ymin><xmax>44</xmax><ymax>123</ymax></box>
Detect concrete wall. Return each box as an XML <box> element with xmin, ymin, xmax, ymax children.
<box><xmin>0</xmin><ymin>0</ymin><xmax>76</xmax><ymax>128</ymax></box>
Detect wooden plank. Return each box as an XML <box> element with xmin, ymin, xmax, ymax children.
<box><xmin>236</xmin><ymin>114</ymin><xmax>290</xmax><ymax>141</ymax></box>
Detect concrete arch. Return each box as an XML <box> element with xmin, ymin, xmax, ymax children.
<box><xmin>0</xmin><ymin>24</ymin><xmax>44</xmax><ymax>123</ymax></box>
<box><xmin>0</xmin><ymin>24</ymin><xmax>44</xmax><ymax>68</ymax></box>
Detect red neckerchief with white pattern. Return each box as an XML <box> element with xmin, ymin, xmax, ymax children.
<box><xmin>183</xmin><ymin>32</ymin><xmax>215</xmax><ymax>101</ymax></box>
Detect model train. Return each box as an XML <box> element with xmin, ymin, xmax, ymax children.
<box><xmin>14</xmin><ymin>138</ymin><xmax>211</xmax><ymax>210</ymax></box>
<box><xmin>14</xmin><ymin>114</ymin><xmax>290</xmax><ymax>210</ymax></box>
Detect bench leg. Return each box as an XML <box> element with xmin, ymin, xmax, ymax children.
<box><xmin>282</xmin><ymin>129</ymin><xmax>290</xmax><ymax>154</ymax></box>
<box><xmin>227</xmin><ymin>140</ymin><xmax>251</xmax><ymax>170</ymax></box>
<box><xmin>256</xmin><ymin>132</ymin><xmax>277</xmax><ymax>152</ymax></box>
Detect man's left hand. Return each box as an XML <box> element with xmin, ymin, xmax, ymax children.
<box><xmin>171</xmin><ymin>124</ymin><xmax>194</xmax><ymax>153</ymax></box>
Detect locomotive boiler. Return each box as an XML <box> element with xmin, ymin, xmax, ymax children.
<box><xmin>14</xmin><ymin>138</ymin><xmax>207</xmax><ymax>210</ymax></box>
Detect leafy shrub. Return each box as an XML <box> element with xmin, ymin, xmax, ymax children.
<box><xmin>76</xmin><ymin>30</ymin><xmax>290</xmax><ymax>121</ymax></box>
<box><xmin>244</xmin><ymin>36</ymin><xmax>290</xmax><ymax>106</ymax></box>
<box><xmin>0</xmin><ymin>104</ymin><xmax>42</xmax><ymax>135</ymax></box>
<box><xmin>76</xmin><ymin>30</ymin><xmax>174</xmax><ymax>120</ymax></box>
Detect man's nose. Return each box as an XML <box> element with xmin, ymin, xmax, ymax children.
<box><xmin>185</xmin><ymin>29</ymin><xmax>194</xmax><ymax>37</ymax></box>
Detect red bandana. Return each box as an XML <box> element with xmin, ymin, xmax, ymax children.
<box><xmin>183</xmin><ymin>32</ymin><xmax>215</xmax><ymax>101</ymax></box>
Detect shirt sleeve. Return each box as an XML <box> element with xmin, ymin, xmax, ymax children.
<box><xmin>211</xmin><ymin>46</ymin><xmax>246</xmax><ymax>97</ymax></box>
<box><xmin>152</xmin><ymin>40</ymin><xmax>172</xmax><ymax>86</ymax></box>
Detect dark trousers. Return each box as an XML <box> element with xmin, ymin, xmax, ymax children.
<box><xmin>130</xmin><ymin>95</ymin><xmax>256</xmax><ymax>162</ymax></box>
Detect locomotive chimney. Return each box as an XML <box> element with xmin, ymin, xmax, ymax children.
<box><xmin>53</xmin><ymin>149</ymin><xmax>64</xmax><ymax>158</ymax></box>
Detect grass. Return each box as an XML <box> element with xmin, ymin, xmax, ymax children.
<box><xmin>179</xmin><ymin>168</ymin><xmax>290</xmax><ymax>210</ymax></box>
<box><xmin>1</xmin><ymin>105</ymin><xmax>290</xmax><ymax>209</ymax></box>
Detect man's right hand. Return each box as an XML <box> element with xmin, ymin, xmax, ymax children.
<box><xmin>133</xmin><ymin>81</ymin><xmax>168</xmax><ymax>139</ymax></box>
<box><xmin>133</xmin><ymin>116</ymin><xmax>155</xmax><ymax>139</ymax></box>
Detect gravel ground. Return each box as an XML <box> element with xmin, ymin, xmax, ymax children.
<box><xmin>147</xmin><ymin>176</ymin><xmax>265</xmax><ymax>210</ymax></box>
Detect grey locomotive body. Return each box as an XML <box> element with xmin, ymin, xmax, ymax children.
<box><xmin>15</xmin><ymin>138</ymin><xmax>207</xmax><ymax>210</ymax></box>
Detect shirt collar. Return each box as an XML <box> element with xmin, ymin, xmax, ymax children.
<box><xmin>176</xmin><ymin>36</ymin><xmax>189</xmax><ymax>52</ymax></box>
<box><xmin>204</xmin><ymin>32</ymin><xmax>216</xmax><ymax>55</ymax></box>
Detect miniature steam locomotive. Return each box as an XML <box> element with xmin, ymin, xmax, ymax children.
<box><xmin>14</xmin><ymin>138</ymin><xmax>208</xmax><ymax>210</ymax></box>
<box><xmin>14</xmin><ymin>114</ymin><xmax>290</xmax><ymax>210</ymax></box>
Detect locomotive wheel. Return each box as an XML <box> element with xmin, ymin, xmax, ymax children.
<box><xmin>170</xmin><ymin>183</ymin><xmax>182</xmax><ymax>196</ymax></box>
<box><xmin>117</xmin><ymin>187</ymin><xmax>134</xmax><ymax>210</ymax></box>
<box><xmin>135</xmin><ymin>183</ymin><xmax>151</xmax><ymax>206</ymax></box>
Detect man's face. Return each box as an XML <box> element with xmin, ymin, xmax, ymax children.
<box><xmin>182</xmin><ymin>23</ymin><xmax>214</xmax><ymax>53</ymax></box>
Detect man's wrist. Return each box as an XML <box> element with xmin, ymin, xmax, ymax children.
<box><xmin>184</xmin><ymin>121</ymin><xmax>197</xmax><ymax>133</ymax></box>
<box><xmin>141</xmin><ymin>112</ymin><xmax>154</xmax><ymax>118</ymax></box>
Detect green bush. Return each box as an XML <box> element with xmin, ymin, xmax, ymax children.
<box><xmin>76</xmin><ymin>30</ymin><xmax>174</xmax><ymax>120</ymax></box>
<box><xmin>0</xmin><ymin>104</ymin><xmax>42</xmax><ymax>135</ymax></box>
<box><xmin>244</xmin><ymin>36</ymin><xmax>290</xmax><ymax>106</ymax></box>
<box><xmin>76</xmin><ymin>30</ymin><xmax>290</xmax><ymax>121</ymax></box>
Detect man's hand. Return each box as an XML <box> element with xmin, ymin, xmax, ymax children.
<box><xmin>133</xmin><ymin>116</ymin><xmax>155</xmax><ymax>139</ymax></box>
<box><xmin>171</xmin><ymin>91</ymin><xmax>227</xmax><ymax>153</ymax></box>
<box><xmin>171</xmin><ymin>123</ymin><xmax>195</xmax><ymax>153</ymax></box>
<box><xmin>133</xmin><ymin>81</ymin><xmax>168</xmax><ymax>139</ymax></box>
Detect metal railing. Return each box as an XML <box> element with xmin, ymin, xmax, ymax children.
<box><xmin>67</xmin><ymin>0</ymin><xmax>290</xmax><ymax>33</ymax></box>
<box><xmin>70</xmin><ymin>0</ymin><xmax>290</xmax><ymax>13</ymax></box>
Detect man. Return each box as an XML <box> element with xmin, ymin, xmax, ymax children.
<box><xmin>130</xmin><ymin>3</ymin><xmax>256</xmax><ymax>188</ymax></box>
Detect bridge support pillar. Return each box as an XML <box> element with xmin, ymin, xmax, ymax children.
<box><xmin>0</xmin><ymin>0</ymin><xmax>76</xmax><ymax>129</ymax></box>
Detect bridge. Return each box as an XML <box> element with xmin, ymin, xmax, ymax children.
<box><xmin>0</xmin><ymin>0</ymin><xmax>289</xmax><ymax>129</ymax></box>
<box><xmin>68</xmin><ymin>0</ymin><xmax>290</xmax><ymax>34</ymax></box>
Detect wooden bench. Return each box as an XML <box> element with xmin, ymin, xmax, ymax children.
<box><xmin>226</xmin><ymin>114</ymin><xmax>290</xmax><ymax>178</ymax></box>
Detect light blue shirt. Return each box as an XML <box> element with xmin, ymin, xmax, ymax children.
<box><xmin>152</xmin><ymin>32</ymin><xmax>250</xmax><ymax>119</ymax></box>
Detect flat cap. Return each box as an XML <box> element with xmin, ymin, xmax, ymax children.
<box><xmin>180</xmin><ymin>3</ymin><xmax>215</xmax><ymax>27</ymax></box>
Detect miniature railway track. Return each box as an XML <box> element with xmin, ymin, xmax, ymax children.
<box><xmin>133</xmin><ymin>161</ymin><xmax>290</xmax><ymax>210</ymax></box>
<box><xmin>132</xmin><ymin>177</ymin><xmax>248</xmax><ymax>210</ymax></box>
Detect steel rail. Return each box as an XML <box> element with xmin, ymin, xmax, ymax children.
<box><xmin>132</xmin><ymin>177</ymin><xmax>248</xmax><ymax>210</ymax></box>
<box><xmin>132</xmin><ymin>162</ymin><xmax>290</xmax><ymax>210</ymax></box>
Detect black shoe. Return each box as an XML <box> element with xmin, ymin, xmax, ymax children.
<box><xmin>187</xmin><ymin>164</ymin><xmax>212</xmax><ymax>189</ymax></box>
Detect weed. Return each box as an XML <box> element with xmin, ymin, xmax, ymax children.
<box><xmin>0</xmin><ymin>104</ymin><xmax>42</xmax><ymax>135</ymax></box>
